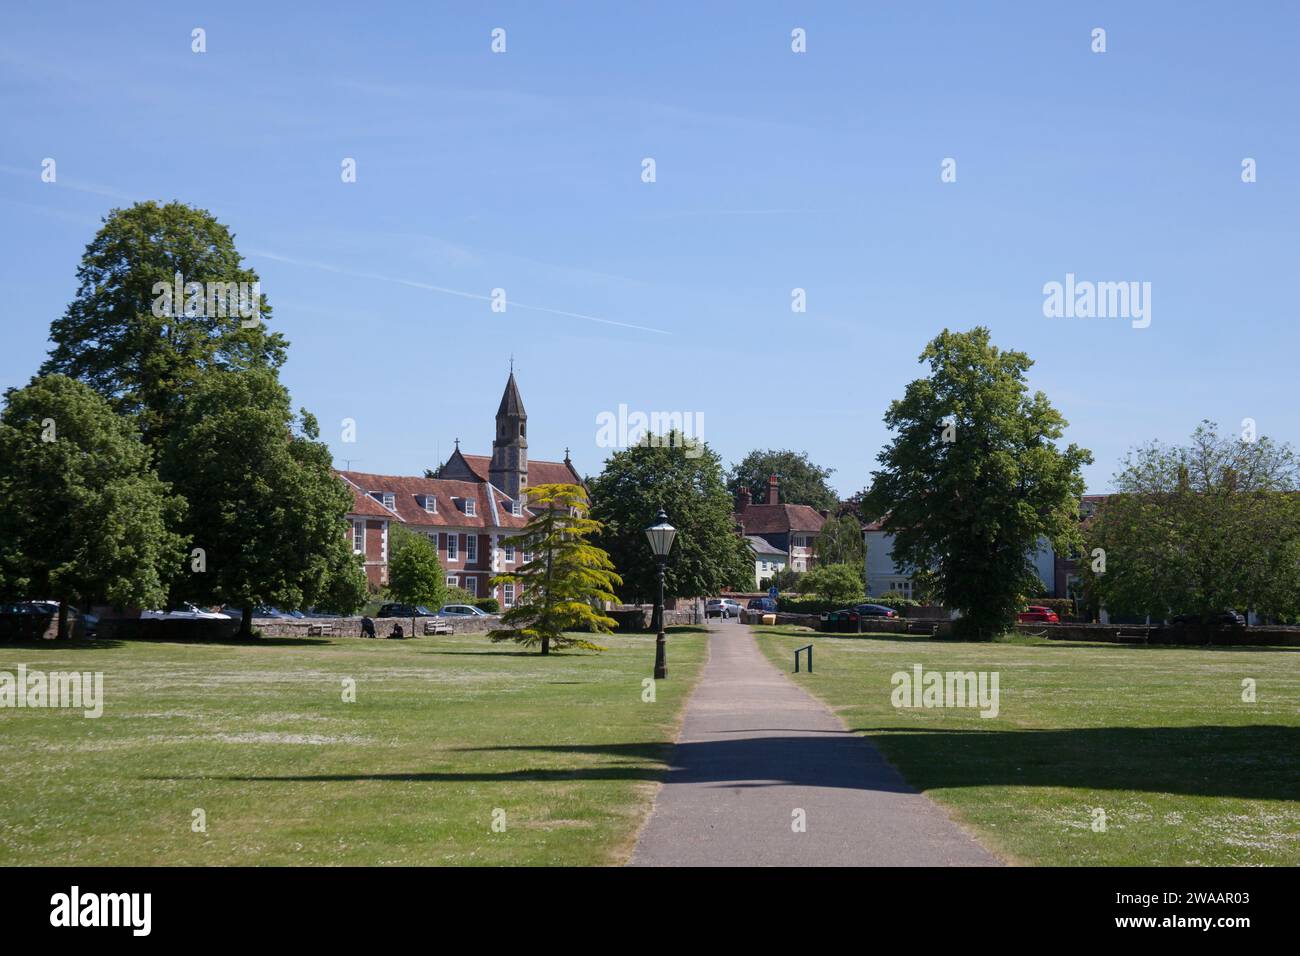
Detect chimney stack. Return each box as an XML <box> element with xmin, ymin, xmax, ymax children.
<box><xmin>768</xmin><ymin>473</ymin><xmax>780</xmax><ymax>505</ymax></box>
<box><xmin>736</xmin><ymin>487</ymin><xmax>752</xmax><ymax>513</ymax></box>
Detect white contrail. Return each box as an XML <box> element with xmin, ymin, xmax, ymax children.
<box><xmin>249</xmin><ymin>250</ymin><xmax>671</xmax><ymax>335</ymax></box>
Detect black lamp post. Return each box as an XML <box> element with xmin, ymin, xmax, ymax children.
<box><xmin>644</xmin><ymin>506</ymin><xmax>677</xmax><ymax>680</ymax></box>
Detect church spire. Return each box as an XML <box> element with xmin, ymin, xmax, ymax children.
<box><xmin>490</xmin><ymin>371</ymin><xmax>528</xmax><ymax>499</ymax></box>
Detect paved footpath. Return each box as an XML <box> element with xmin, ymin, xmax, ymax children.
<box><xmin>630</xmin><ymin>620</ymin><xmax>1000</xmax><ymax>866</ymax></box>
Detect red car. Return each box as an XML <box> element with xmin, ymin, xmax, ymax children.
<box><xmin>1017</xmin><ymin>605</ymin><xmax>1060</xmax><ymax>624</ymax></box>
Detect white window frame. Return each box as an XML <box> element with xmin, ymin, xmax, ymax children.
<box><xmin>352</xmin><ymin>520</ymin><xmax>364</xmax><ymax>554</ymax></box>
<box><xmin>511</xmin><ymin>498</ymin><xmax>523</xmax><ymax>517</ymax></box>
<box><xmin>424</xmin><ymin>495</ymin><xmax>437</xmax><ymax>514</ymax></box>
<box><xmin>504</xmin><ymin>543</ymin><xmax>516</xmax><ymax>563</ymax></box>
<box><xmin>464</xmin><ymin>577</ymin><xmax>477</xmax><ymax>597</ymax></box>
<box><xmin>382</xmin><ymin>492</ymin><xmax>396</xmax><ymax>512</ymax></box>
<box><xmin>503</xmin><ymin>583</ymin><xmax>515</xmax><ymax>608</ymax></box>
<box><xmin>466</xmin><ymin>534</ymin><xmax>478</xmax><ymax>563</ymax></box>
<box><xmin>446</xmin><ymin>575</ymin><xmax>458</xmax><ymax>587</ymax></box>
<box><xmin>446</xmin><ymin>533</ymin><xmax>459</xmax><ymax>562</ymax></box>
<box><xmin>464</xmin><ymin>498</ymin><xmax>476</xmax><ymax>517</ymax></box>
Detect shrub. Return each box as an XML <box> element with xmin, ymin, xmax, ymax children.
<box><xmin>474</xmin><ymin>597</ymin><xmax>500</xmax><ymax>613</ymax></box>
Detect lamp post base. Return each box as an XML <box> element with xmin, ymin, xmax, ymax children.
<box><xmin>653</xmin><ymin>630</ymin><xmax>667</xmax><ymax>680</ymax></box>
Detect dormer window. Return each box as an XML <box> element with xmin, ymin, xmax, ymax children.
<box><xmin>464</xmin><ymin>498</ymin><xmax>476</xmax><ymax>517</ymax></box>
<box><xmin>373</xmin><ymin>491</ymin><xmax>396</xmax><ymax>512</ymax></box>
<box><xmin>424</xmin><ymin>495</ymin><xmax>437</xmax><ymax>514</ymax></box>
<box><xmin>511</xmin><ymin>498</ymin><xmax>523</xmax><ymax>517</ymax></box>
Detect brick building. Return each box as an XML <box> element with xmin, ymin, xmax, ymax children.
<box><xmin>339</xmin><ymin>373</ymin><xmax>582</xmax><ymax>606</ymax></box>
<box><xmin>733</xmin><ymin>474</ymin><xmax>827</xmax><ymax>585</ymax></box>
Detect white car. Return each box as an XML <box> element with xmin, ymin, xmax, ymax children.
<box><xmin>437</xmin><ymin>604</ymin><xmax>489</xmax><ymax>617</ymax></box>
<box><xmin>140</xmin><ymin>603</ymin><xmax>232</xmax><ymax>620</ymax></box>
<box><xmin>705</xmin><ymin>599</ymin><xmax>743</xmax><ymax>619</ymax></box>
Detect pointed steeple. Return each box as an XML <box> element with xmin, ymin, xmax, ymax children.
<box><xmin>497</xmin><ymin>371</ymin><xmax>526</xmax><ymax>418</ymax></box>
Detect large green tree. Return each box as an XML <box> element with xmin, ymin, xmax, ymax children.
<box><xmin>815</xmin><ymin>513</ymin><xmax>865</xmax><ymax>567</ymax></box>
<box><xmin>727</xmin><ymin>449</ymin><xmax>838</xmax><ymax>511</ymax></box>
<box><xmin>1083</xmin><ymin>422</ymin><xmax>1300</xmax><ymax>626</ymax></box>
<box><xmin>866</xmin><ymin>328</ymin><xmax>1091</xmax><ymax>639</ymax></box>
<box><xmin>41</xmin><ymin>201</ymin><xmax>287</xmax><ymax>446</ymax></box>
<box><xmin>800</xmin><ymin>562</ymin><xmax>865</xmax><ymax>606</ymax></box>
<box><xmin>0</xmin><ymin>375</ymin><xmax>186</xmax><ymax>637</ymax></box>
<box><xmin>591</xmin><ymin>433</ymin><xmax>753</xmax><ymax>610</ymax></box>
<box><xmin>490</xmin><ymin>484</ymin><xmax>622</xmax><ymax>655</ymax></box>
<box><xmin>386</xmin><ymin>523</ymin><xmax>448</xmax><ymax>610</ymax></box>
<box><xmin>160</xmin><ymin>369</ymin><xmax>363</xmax><ymax>636</ymax></box>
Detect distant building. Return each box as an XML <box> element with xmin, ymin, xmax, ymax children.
<box><xmin>340</xmin><ymin>373</ymin><xmax>582</xmax><ymax>605</ymax></box>
<box><xmin>745</xmin><ymin>535</ymin><xmax>788</xmax><ymax>589</ymax></box>
<box><xmin>733</xmin><ymin>475</ymin><xmax>826</xmax><ymax>578</ymax></box>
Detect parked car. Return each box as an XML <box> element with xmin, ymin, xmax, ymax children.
<box><xmin>853</xmin><ymin>603</ymin><xmax>898</xmax><ymax>619</ymax></box>
<box><xmin>1017</xmin><ymin>605</ymin><xmax>1061</xmax><ymax>624</ymax></box>
<box><xmin>748</xmin><ymin>597</ymin><xmax>778</xmax><ymax>612</ymax></box>
<box><xmin>438</xmin><ymin>604</ymin><xmax>489</xmax><ymax>617</ymax></box>
<box><xmin>1171</xmin><ymin>609</ymin><xmax>1246</xmax><ymax>629</ymax></box>
<box><xmin>139</xmin><ymin>603</ymin><xmax>231</xmax><ymax>620</ymax></box>
<box><xmin>6</xmin><ymin>601</ymin><xmax>99</xmax><ymax>636</ymax></box>
<box><xmin>705</xmin><ymin>599</ymin><xmax>742</xmax><ymax>619</ymax></box>
<box><xmin>377</xmin><ymin>603</ymin><xmax>431</xmax><ymax>618</ymax></box>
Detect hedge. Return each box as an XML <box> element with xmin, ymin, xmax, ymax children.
<box><xmin>777</xmin><ymin>595</ymin><xmax>920</xmax><ymax>615</ymax></box>
<box><xmin>474</xmin><ymin>598</ymin><xmax>500</xmax><ymax>613</ymax></box>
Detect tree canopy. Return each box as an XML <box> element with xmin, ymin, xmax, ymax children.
<box><xmin>386</xmin><ymin>523</ymin><xmax>448</xmax><ymax>610</ymax></box>
<box><xmin>1082</xmin><ymin>422</ymin><xmax>1300</xmax><ymax>624</ymax></box>
<box><xmin>160</xmin><ymin>368</ymin><xmax>363</xmax><ymax>634</ymax></box>
<box><xmin>41</xmin><ymin>200</ymin><xmax>287</xmax><ymax>446</ymax></box>
<box><xmin>800</xmin><ymin>562</ymin><xmax>865</xmax><ymax>606</ymax></box>
<box><xmin>866</xmin><ymin>328</ymin><xmax>1091</xmax><ymax>639</ymax></box>
<box><xmin>815</xmin><ymin>513</ymin><xmax>865</xmax><ymax>567</ymax></box>
<box><xmin>590</xmin><ymin>433</ymin><xmax>753</xmax><ymax>604</ymax></box>
<box><xmin>727</xmin><ymin>449</ymin><xmax>838</xmax><ymax>511</ymax></box>
<box><xmin>0</xmin><ymin>375</ymin><xmax>186</xmax><ymax>635</ymax></box>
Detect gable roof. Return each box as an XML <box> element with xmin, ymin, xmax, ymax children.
<box><xmin>736</xmin><ymin>503</ymin><xmax>825</xmax><ymax>535</ymax></box>
<box><xmin>746</xmin><ymin>535</ymin><xmax>787</xmax><ymax>556</ymax></box>
<box><xmin>338</xmin><ymin>471</ymin><xmax>530</xmax><ymax>530</ymax></box>
<box><xmin>457</xmin><ymin>453</ymin><xmax>583</xmax><ymax>488</ymax></box>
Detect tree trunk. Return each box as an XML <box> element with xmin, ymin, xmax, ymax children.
<box><xmin>57</xmin><ymin>599</ymin><xmax>71</xmax><ymax>641</ymax></box>
<box><xmin>541</xmin><ymin>635</ymin><xmax>550</xmax><ymax>655</ymax></box>
<box><xmin>240</xmin><ymin>605</ymin><xmax>253</xmax><ymax>638</ymax></box>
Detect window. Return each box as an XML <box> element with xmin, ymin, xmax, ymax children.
<box><xmin>522</xmin><ymin>550</ymin><xmax>533</xmax><ymax>564</ymax></box>
<box><xmin>382</xmin><ymin>492</ymin><xmax>396</xmax><ymax>512</ymax></box>
<box><xmin>505</xmin><ymin>543</ymin><xmax>515</xmax><ymax>563</ymax></box>
<box><xmin>464</xmin><ymin>577</ymin><xmax>477</xmax><ymax>597</ymax></box>
<box><xmin>446</xmin><ymin>533</ymin><xmax>458</xmax><ymax>562</ymax></box>
<box><xmin>466</xmin><ymin>534</ymin><xmax>478</xmax><ymax>562</ymax></box>
<box><xmin>464</xmin><ymin>498</ymin><xmax>476</xmax><ymax>517</ymax></box>
<box><xmin>503</xmin><ymin>583</ymin><xmax>515</xmax><ymax>608</ymax></box>
<box><xmin>352</xmin><ymin>521</ymin><xmax>364</xmax><ymax>554</ymax></box>
<box><xmin>424</xmin><ymin>495</ymin><xmax>437</xmax><ymax>514</ymax></box>
<box><xmin>446</xmin><ymin>575</ymin><xmax>458</xmax><ymax>587</ymax></box>
<box><xmin>511</xmin><ymin>498</ymin><xmax>523</xmax><ymax>517</ymax></box>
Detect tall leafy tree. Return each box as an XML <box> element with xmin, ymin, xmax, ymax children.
<box><xmin>0</xmin><ymin>375</ymin><xmax>186</xmax><ymax>637</ymax></box>
<box><xmin>815</xmin><ymin>513</ymin><xmax>865</xmax><ymax>567</ymax></box>
<box><xmin>41</xmin><ymin>201</ymin><xmax>287</xmax><ymax>446</ymax></box>
<box><xmin>590</xmin><ymin>433</ymin><xmax>753</xmax><ymax>608</ymax></box>
<box><xmin>160</xmin><ymin>369</ymin><xmax>361</xmax><ymax>636</ymax></box>
<box><xmin>386</xmin><ymin>523</ymin><xmax>448</xmax><ymax>609</ymax></box>
<box><xmin>866</xmin><ymin>328</ymin><xmax>1091</xmax><ymax>639</ymax></box>
<box><xmin>800</xmin><ymin>563</ymin><xmax>865</xmax><ymax>606</ymax></box>
<box><xmin>1082</xmin><ymin>422</ymin><xmax>1300</xmax><ymax>625</ymax></box>
<box><xmin>727</xmin><ymin>449</ymin><xmax>838</xmax><ymax>511</ymax></box>
<box><xmin>489</xmin><ymin>484</ymin><xmax>622</xmax><ymax>655</ymax></box>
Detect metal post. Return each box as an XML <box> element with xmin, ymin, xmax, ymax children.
<box><xmin>653</xmin><ymin>559</ymin><xmax>667</xmax><ymax>680</ymax></box>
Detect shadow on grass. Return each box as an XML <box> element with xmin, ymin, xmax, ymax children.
<box><xmin>151</xmin><ymin>725</ymin><xmax>1300</xmax><ymax>801</ymax></box>
<box><xmin>0</xmin><ymin>638</ymin><xmax>126</xmax><ymax>651</ymax></box>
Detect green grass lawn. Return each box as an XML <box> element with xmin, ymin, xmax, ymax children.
<box><xmin>756</xmin><ymin>625</ymin><xmax>1300</xmax><ymax>866</ymax></box>
<box><xmin>0</xmin><ymin>628</ymin><xmax>707</xmax><ymax>866</ymax></box>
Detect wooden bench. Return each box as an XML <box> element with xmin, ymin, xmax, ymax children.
<box><xmin>424</xmin><ymin>619</ymin><xmax>453</xmax><ymax>636</ymax></box>
<box><xmin>307</xmin><ymin>623</ymin><xmax>332</xmax><ymax>637</ymax></box>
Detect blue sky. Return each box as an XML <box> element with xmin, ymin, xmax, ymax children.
<box><xmin>3</xmin><ymin>1</ymin><xmax>1297</xmax><ymax>496</ymax></box>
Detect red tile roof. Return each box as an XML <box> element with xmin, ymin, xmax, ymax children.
<box><xmin>735</xmin><ymin>503</ymin><xmax>826</xmax><ymax>535</ymax></box>
<box><xmin>338</xmin><ymin>471</ymin><xmax>530</xmax><ymax>530</ymax></box>
<box><xmin>457</xmin><ymin>454</ymin><xmax>582</xmax><ymax>487</ymax></box>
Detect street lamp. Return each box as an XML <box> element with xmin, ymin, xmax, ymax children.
<box><xmin>644</xmin><ymin>506</ymin><xmax>677</xmax><ymax>680</ymax></box>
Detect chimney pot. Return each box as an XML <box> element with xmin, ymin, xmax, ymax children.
<box><xmin>768</xmin><ymin>474</ymin><xmax>779</xmax><ymax>505</ymax></box>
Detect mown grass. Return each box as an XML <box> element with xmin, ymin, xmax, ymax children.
<box><xmin>0</xmin><ymin>628</ymin><xmax>707</xmax><ymax>866</ymax></box>
<box><xmin>755</xmin><ymin>625</ymin><xmax>1300</xmax><ymax>865</ymax></box>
